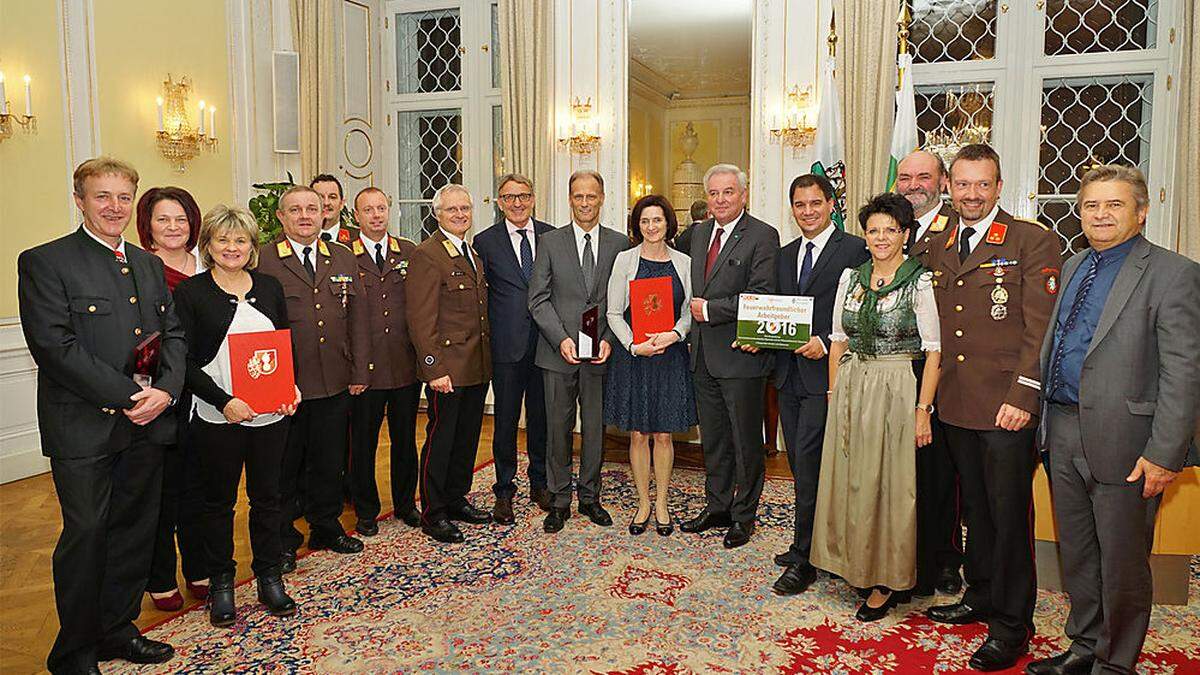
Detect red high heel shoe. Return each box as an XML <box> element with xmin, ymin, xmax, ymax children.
<box><xmin>187</xmin><ymin>580</ymin><xmax>210</xmax><ymax>600</ymax></box>
<box><xmin>150</xmin><ymin>589</ymin><xmax>184</xmax><ymax>611</ymax></box>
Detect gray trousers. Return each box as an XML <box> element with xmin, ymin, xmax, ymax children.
<box><xmin>543</xmin><ymin>366</ymin><xmax>605</xmax><ymax>508</ymax></box>
<box><xmin>1047</xmin><ymin>403</ymin><xmax>1161</xmax><ymax>674</ymax></box>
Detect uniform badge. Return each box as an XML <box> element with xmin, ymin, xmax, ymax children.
<box><xmin>276</xmin><ymin>240</ymin><xmax>293</xmax><ymax>257</ymax></box>
<box><xmin>331</xmin><ymin>274</ymin><xmax>354</xmax><ymax>309</ymax></box>
<box><xmin>317</xmin><ymin>240</ymin><xmax>331</xmax><ymax>257</ymax></box>
<box><xmin>442</xmin><ymin>239</ymin><xmax>461</xmax><ymax>258</ymax></box>
<box><xmin>424</xmin><ymin>355</ymin><xmax>435</xmax><ymax>365</ymax></box>
<box><xmin>337</xmin><ymin>228</ymin><xmax>352</xmax><ymax>244</ymax></box>
<box><xmin>985</xmin><ymin>221</ymin><xmax>1008</xmax><ymax>245</ymax></box>
<box><xmin>389</xmin><ymin>237</ymin><xmax>402</xmax><ymax>253</ymax></box>
<box><xmin>992</xmin><ymin>267</ymin><xmax>1006</xmax><ymax>278</ymax></box>
<box><xmin>352</xmin><ymin>240</ymin><xmax>365</xmax><ymax>256</ymax></box>
<box><xmin>991</xmin><ymin>285</ymin><xmax>1009</xmax><ymax>304</ymax></box>
<box><xmin>247</xmin><ymin>349</ymin><xmax>278</xmax><ymax>379</ymax></box>
<box><xmin>929</xmin><ymin>214</ymin><xmax>948</xmax><ymax>233</ymax></box>
<box><xmin>396</xmin><ymin>260</ymin><xmax>409</xmax><ymax>277</ymax></box>
<box><xmin>990</xmin><ymin>304</ymin><xmax>1008</xmax><ymax>321</ymax></box>
<box><xmin>1045</xmin><ymin>273</ymin><xmax>1059</xmax><ymax>295</ymax></box>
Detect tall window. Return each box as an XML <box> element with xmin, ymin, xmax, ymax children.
<box><xmin>384</xmin><ymin>1</ymin><xmax>502</xmax><ymax>240</ymax></box>
<box><xmin>908</xmin><ymin>0</ymin><xmax>1180</xmax><ymax>254</ymax></box>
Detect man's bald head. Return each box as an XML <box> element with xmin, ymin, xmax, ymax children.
<box><xmin>895</xmin><ymin>150</ymin><xmax>947</xmax><ymax>218</ymax></box>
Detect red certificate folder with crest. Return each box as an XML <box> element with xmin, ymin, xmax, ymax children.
<box><xmin>227</xmin><ymin>329</ymin><xmax>295</xmax><ymax>414</ymax></box>
<box><xmin>629</xmin><ymin>276</ymin><xmax>674</xmax><ymax>344</ymax></box>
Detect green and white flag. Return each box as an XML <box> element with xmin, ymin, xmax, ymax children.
<box><xmin>810</xmin><ymin>55</ymin><xmax>847</xmax><ymax>230</ymax></box>
<box><xmin>887</xmin><ymin>52</ymin><xmax>919</xmax><ymax>192</ymax></box>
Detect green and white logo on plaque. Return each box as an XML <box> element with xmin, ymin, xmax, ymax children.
<box><xmin>735</xmin><ymin>293</ymin><xmax>814</xmax><ymax>350</ymax></box>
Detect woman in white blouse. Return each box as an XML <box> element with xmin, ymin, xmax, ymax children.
<box><xmin>808</xmin><ymin>193</ymin><xmax>942</xmax><ymax>622</ymax></box>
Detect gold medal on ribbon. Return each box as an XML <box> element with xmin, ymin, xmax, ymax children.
<box><xmin>990</xmin><ymin>304</ymin><xmax>1008</xmax><ymax>321</ymax></box>
<box><xmin>991</xmin><ymin>285</ymin><xmax>1009</xmax><ymax>305</ymax></box>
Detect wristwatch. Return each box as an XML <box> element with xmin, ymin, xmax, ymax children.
<box><xmin>916</xmin><ymin>403</ymin><xmax>935</xmax><ymax>414</ymax></box>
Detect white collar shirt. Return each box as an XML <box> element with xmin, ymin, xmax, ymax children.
<box><xmin>507</xmin><ymin>219</ymin><xmax>537</xmax><ymax>261</ymax></box>
<box><xmin>956</xmin><ymin>204</ymin><xmax>998</xmax><ymax>256</ymax></box>
<box><xmin>913</xmin><ymin>204</ymin><xmax>943</xmax><ymax>244</ymax></box>
<box><xmin>572</xmin><ymin>222</ymin><xmax>602</xmax><ymax>267</ymax></box>
<box><xmin>797</xmin><ymin>222</ymin><xmax>836</xmax><ymax>270</ymax></box>
<box><xmin>321</xmin><ymin>223</ymin><xmax>341</xmax><ymax>243</ymax></box>
<box><xmin>360</xmin><ymin>232</ymin><xmax>388</xmax><ymax>264</ymax></box>
<box><xmin>706</xmin><ymin>210</ymin><xmax>745</xmax><ymax>256</ymax></box>
<box><xmin>287</xmin><ymin>237</ymin><xmax>319</xmax><ymax>264</ymax></box>
<box><xmin>82</xmin><ymin>224</ymin><xmax>128</xmax><ymax>259</ymax></box>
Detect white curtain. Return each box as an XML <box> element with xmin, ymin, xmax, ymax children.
<box><xmin>498</xmin><ymin>0</ymin><xmax>555</xmax><ymax>216</ymax></box>
<box><xmin>292</xmin><ymin>0</ymin><xmax>336</xmax><ymax>181</ymax></box>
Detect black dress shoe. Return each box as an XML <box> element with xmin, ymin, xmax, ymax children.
<box><xmin>655</xmin><ymin>516</ymin><xmax>673</xmax><ymax>536</ymax></box>
<box><xmin>629</xmin><ymin>513</ymin><xmax>650</xmax><ymax>535</ymax></box>
<box><xmin>492</xmin><ymin>496</ymin><xmax>515</xmax><ymax>525</ymax></box>
<box><xmin>912</xmin><ymin>583</ymin><xmax>936</xmax><ymax>597</ymax></box>
<box><xmin>256</xmin><ymin>575</ymin><xmax>297</xmax><ymax>617</ymax></box>
<box><xmin>422</xmin><ymin>518</ymin><xmax>465</xmax><ymax>543</ymax></box>
<box><xmin>1025</xmin><ymin>650</ymin><xmax>1095</xmax><ymax>675</ymax></box>
<box><xmin>280</xmin><ymin>551</ymin><xmax>297</xmax><ymax>574</ymax></box>
<box><xmin>937</xmin><ymin>566</ymin><xmax>963</xmax><ymax>595</ymax></box>
<box><xmin>773</xmin><ymin>563</ymin><xmax>817</xmax><ymax>595</ymax></box>
<box><xmin>208</xmin><ymin>572</ymin><xmax>236</xmax><ymax>628</ymax></box>
<box><xmin>543</xmin><ymin>507</ymin><xmax>569</xmax><ymax>533</ymax></box>
<box><xmin>680</xmin><ymin>510</ymin><xmax>732</xmax><ymax>533</ymax></box>
<box><xmin>447</xmin><ymin>502</ymin><xmax>492</xmax><ymax>524</ymax></box>
<box><xmin>395</xmin><ymin>506</ymin><xmax>422</xmax><ymax>528</ymax></box>
<box><xmin>55</xmin><ymin>659</ymin><xmax>101</xmax><ymax>675</ymax></box>
<box><xmin>969</xmin><ymin>637</ymin><xmax>1029</xmax><ymax>672</ymax></box>
<box><xmin>723</xmin><ymin>521</ymin><xmax>754</xmax><ymax>548</ymax></box>
<box><xmin>309</xmin><ymin>533</ymin><xmax>364</xmax><ymax>554</ymax></box>
<box><xmin>926</xmin><ymin>601</ymin><xmax>989</xmax><ymax>624</ymax></box>
<box><xmin>855</xmin><ymin>589</ymin><xmax>903</xmax><ymax>622</ymax></box>
<box><xmin>356</xmin><ymin>519</ymin><xmax>379</xmax><ymax>537</ymax></box>
<box><xmin>530</xmin><ymin>486</ymin><xmax>552</xmax><ymax>512</ymax></box>
<box><xmin>579</xmin><ymin>503</ymin><xmax>613</xmax><ymax>526</ymax></box>
<box><xmin>97</xmin><ymin>636</ymin><xmax>175</xmax><ymax>664</ymax></box>
<box><xmin>774</xmin><ymin>551</ymin><xmax>799</xmax><ymax>567</ymax></box>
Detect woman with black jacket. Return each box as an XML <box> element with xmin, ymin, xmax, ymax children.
<box><xmin>174</xmin><ymin>205</ymin><xmax>300</xmax><ymax>627</ymax></box>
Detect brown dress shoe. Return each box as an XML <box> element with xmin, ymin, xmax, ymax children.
<box><xmin>493</xmin><ymin>496</ymin><xmax>515</xmax><ymax>524</ymax></box>
<box><xmin>530</xmin><ymin>487</ymin><xmax>552</xmax><ymax>512</ymax></box>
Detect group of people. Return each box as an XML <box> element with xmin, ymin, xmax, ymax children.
<box><xmin>18</xmin><ymin>143</ymin><xmax>1198</xmax><ymax>675</ymax></box>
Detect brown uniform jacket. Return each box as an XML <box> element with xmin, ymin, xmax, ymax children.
<box><xmin>922</xmin><ymin>208</ymin><xmax>1063</xmax><ymax>430</ymax></box>
<box><xmin>256</xmin><ymin>237</ymin><xmax>371</xmax><ymax>399</ymax></box>
<box><xmin>353</xmin><ymin>234</ymin><xmax>418</xmax><ymax>389</ymax></box>
<box><xmin>907</xmin><ymin>202</ymin><xmax>956</xmax><ymax>258</ymax></box>
<box><xmin>405</xmin><ymin>230</ymin><xmax>492</xmax><ymax>386</ymax></box>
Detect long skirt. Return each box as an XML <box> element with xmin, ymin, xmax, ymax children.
<box><xmin>810</xmin><ymin>352</ymin><xmax>919</xmax><ymax>591</ymax></box>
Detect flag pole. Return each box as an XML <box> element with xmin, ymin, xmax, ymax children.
<box><xmin>897</xmin><ymin>4</ymin><xmax>911</xmax><ymax>90</ymax></box>
<box><xmin>828</xmin><ymin>9</ymin><xmax>838</xmax><ymax>59</ymax></box>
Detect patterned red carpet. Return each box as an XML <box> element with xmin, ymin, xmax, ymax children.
<box><xmin>116</xmin><ymin>462</ymin><xmax>1199</xmax><ymax>673</ymax></box>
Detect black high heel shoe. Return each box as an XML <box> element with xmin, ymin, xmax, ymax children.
<box><xmin>655</xmin><ymin>514</ymin><xmax>673</xmax><ymax>536</ymax></box>
<box><xmin>855</xmin><ymin>587</ymin><xmax>907</xmax><ymax>622</ymax></box>
<box><xmin>629</xmin><ymin>512</ymin><xmax>651</xmax><ymax>535</ymax></box>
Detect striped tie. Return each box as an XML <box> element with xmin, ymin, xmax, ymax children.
<box><xmin>1048</xmin><ymin>252</ymin><xmax>1101</xmax><ymax>396</ymax></box>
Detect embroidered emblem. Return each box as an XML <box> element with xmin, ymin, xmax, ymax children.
<box><xmin>990</xmin><ymin>304</ymin><xmax>1008</xmax><ymax>321</ymax></box>
<box><xmin>441</xmin><ymin>239</ymin><xmax>461</xmax><ymax>257</ymax></box>
<box><xmin>317</xmin><ymin>240</ymin><xmax>331</xmax><ymax>257</ymax></box>
<box><xmin>929</xmin><ymin>213</ymin><xmax>948</xmax><ymax>233</ymax></box>
<box><xmin>337</xmin><ymin>228</ymin><xmax>352</xmax><ymax>244</ymax></box>
<box><xmin>389</xmin><ymin>237</ymin><xmax>401</xmax><ymax>253</ymax></box>
<box><xmin>1045</xmin><ymin>273</ymin><xmax>1059</xmax><ymax>295</ymax></box>
<box><xmin>352</xmin><ymin>240</ymin><xmax>365</xmax><ymax>256</ymax></box>
<box><xmin>985</xmin><ymin>221</ymin><xmax>1008</xmax><ymax>245</ymax></box>
<box><xmin>276</xmin><ymin>241</ymin><xmax>292</xmax><ymax>257</ymax></box>
<box><xmin>991</xmin><ymin>285</ymin><xmax>1009</xmax><ymax>304</ymax></box>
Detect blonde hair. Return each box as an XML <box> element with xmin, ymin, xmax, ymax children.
<box><xmin>1079</xmin><ymin>164</ymin><xmax>1149</xmax><ymax>211</ymax></box>
<box><xmin>73</xmin><ymin>156</ymin><xmax>139</xmax><ymax>196</ymax></box>
<box><xmin>197</xmin><ymin>205</ymin><xmax>261</xmax><ymax>270</ymax></box>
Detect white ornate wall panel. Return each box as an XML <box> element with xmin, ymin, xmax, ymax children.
<box><xmin>0</xmin><ymin>322</ymin><xmax>45</xmax><ymax>484</ymax></box>
<box><xmin>335</xmin><ymin>0</ymin><xmax>383</xmax><ymax>199</ymax></box>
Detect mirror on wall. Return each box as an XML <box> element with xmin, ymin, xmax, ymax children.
<box><xmin>627</xmin><ymin>0</ymin><xmax>752</xmax><ymax>228</ymax></box>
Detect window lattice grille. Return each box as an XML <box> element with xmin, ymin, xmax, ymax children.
<box><xmin>1038</xmin><ymin>74</ymin><xmax>1153</xmax><ymax>254</ymax></box>
<box><xmin>394</xmin><ymin>9</ymin><xmax>462</xmax><ymax>95</ymax></box>
<box><xmin>1044</xmin><ymin>0</ymin><xmax>1158</xmax><ymax>56</ymax></box>
<box><xmin>908</xmin><ymin>0</ymin><xmax>997</xmax><ymax>64</ymax></box>
<box><xmin>396</xmin><ymin>109</ymin><xmax>463</xmax><ymax>240</ymax></box>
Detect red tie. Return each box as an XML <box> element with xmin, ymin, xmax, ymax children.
<box><xmin>704</xmin><ymin>227</ymin><xmax>725</xmax><ymax>279</ymax></box>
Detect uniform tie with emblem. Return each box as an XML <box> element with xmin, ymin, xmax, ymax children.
<box><xmin>302</xmin><ymin>245</ymin><xmax>316</xmax><ymax>279</ymax></box>
<box><xmin>959</xmin><ymin>227</ymin><xmax>976</xmax><ymax>263</ymax></box>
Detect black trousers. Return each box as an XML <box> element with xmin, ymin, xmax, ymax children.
<box><xmin>419</xmin><ymin>382</ymin><xmax>487</xmax><ymax>522</ymax></box>
<box><xmin>693</xmin><ymin>355</ymin><xmax>767</xmax><ymax>524</ymax></box>
<box><xmin>146</xmin><ymin>440</ymin><xmax>207</xmax><ymax>592</ymax></box>
<box><xmin>47</xmin><ymin>429</ymin><xmax>162</xmax><ymax>673</ymax></box>
<box><xmin>193</xmin><ymin>417</ymin><xmax>289</xmax><ymax>578</ymax></box>
<box><xmin>778</xmin><ymin>386</ymin><xmax>827</xmax><ymax>566</ymax></box>
<box><xmin>944</xmin><ymin>422</ymin><xmax>1039</xmax><ymax>643</ymax></box>
<box><xmin>914</xmin><ymin>411</ymin><xmax>963</xmax><ymax>589</ymax></box>
<box><xmin>350</xmin><ymin>383</ymin><xmax>421</xmax><ymax>521</ymax></box>
<box><xmin>490</xmin><ymin>351</ymin><xmax>548</xmax><ymax>498</ymax></box>
<box><xmin>280</xmin><ymin>392</ymin><xmax>351</xmax><ymax>550</ymax></box>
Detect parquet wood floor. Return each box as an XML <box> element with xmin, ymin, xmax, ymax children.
<box><xmin>0</xmin><ymin>414</ymin><xmax>791</xmax><ymax>674</ymax></box>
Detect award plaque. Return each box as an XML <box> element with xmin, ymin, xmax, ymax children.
<box><xmin>132</xmin><ymin>331</ymin><xmax>162</xmax><ymax>387</ymax></box>
<box><xmin>735</xmin><ymin>293</ymin><xmax>814</xmax><ymax>350</ymax></box>
<box><xmin>578</xmin><ymin>305</ymin><xmax>599</xmax><ymax>361</ymax></box>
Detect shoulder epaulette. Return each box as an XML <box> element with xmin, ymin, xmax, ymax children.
<box><xmin>1015</xmin><ymin>217</ymin><xmax>1052</xmax><ymax>232</ymax></box>
<box><xmin>330</xmin><ymin>240</ymin><xmax>353</xmax><ymax>253</ymax></box>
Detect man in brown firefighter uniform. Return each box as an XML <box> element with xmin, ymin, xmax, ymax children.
<box><xmin>896</xmin><ymin>149</ymin><xmax>964</xmax><ymax>598</ymax></box>
<box><xmin>347</xmin><ymin>187</ymin><xmax>422</xmax><ymax>536</ymax></box>
<box><xmin>406</xmin><ymin>184</ymin><xmax>493</xmax><ymax>544</ymax></box>
<box><xmin>922</xmin><ymin>144</ymin><xmax>1063</xmax><ymax>672</ymax></box>
<box><xmin>257</xmin><ymin>186</ymin><xmax>371</xmax><ymax>571</ymax></box>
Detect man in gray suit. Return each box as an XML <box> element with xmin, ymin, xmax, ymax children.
<box><xmin>674</xmin><ymin>164</ymin><xmax>780</xmax><ymax>549</ymax></box>
<box><xmin>1027</xmin><ymin>165</ymin><xmax>1200</xmax><ymax>675</ymax></box>
<box><xmin>528</xmin><ymin>170</ymin><xmax>628</xmax><ymax>533</ymax></box>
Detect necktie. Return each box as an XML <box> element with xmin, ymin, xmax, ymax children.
<box><xmin>374</xmin><ymin>242</ymin><xmax>385</xmax><ymax>271</ymax></box>
<box><xmin>705</xmin><ymin>227</ymin><xmax>725</xmax><ymax>279</ymax></box>
<box><xmin>958</xmin><ymin>226</ymin><xmax>976</xmax><ymax>263</ymax></box>
<box><xmin>461</xmin><ymin>240</ymin><xmax>475</xmax><ymax>274</ymax></box>
<box><xmin>321</xmin><ymin>231</ymin><xmax>332</xmax><ymax>243</ymax></box>
<box><xmin>1048</xmin><ymin>252</ymin><xmax>1102</xmax><ymax>396</ymax></box>
<box><xmin>517</xmin><ymin>229</ymin><xmax>534</xmax><ymax>282</ymax></box>
<box><xmin>797</xmin><ymin>241</ymin><xmax>815</xmax><ymax>291</ymax></box>
<box><xmin>113</xmin><ymin>247</ymin><xmax>126</xmax><ymax>264</ymax></box>
<box><xmin>581</xmin><ymin>233</ymin><xmax>595</xmax><ymax>290</ymax></box>
<box><xmin>302</xmin><ymin>245</ymin><xmax>315</xmax><ymax>279</ymax></box>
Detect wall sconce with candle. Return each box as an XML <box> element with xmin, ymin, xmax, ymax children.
<box><xmin>0</xmin><ymin>71</ymin><xmax>38</xmax><ymax>142</ymax></box>
<box><xmin>769</xmin><ymin>85</ymin><xmax>817</xmax><ymax>151</ymax></box>
<box><xmin>155</xmin><ymin>74</ymin><xmax>217</xmax><ymax>172</ymax></box>
<box><xmin>557</xmin><ymin>97</ymin><xmax>601</xmax><ymax>154</ymax></box>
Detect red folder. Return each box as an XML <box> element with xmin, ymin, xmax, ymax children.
<box><xmin>629</xmin><ymin>276</ymin><xmax>675</xmax><ymax>344</ymax></box>
<box><xmin>228</xmin><ymin>329</ymin><xmax>295</xmax><ymax>414</ymax></box>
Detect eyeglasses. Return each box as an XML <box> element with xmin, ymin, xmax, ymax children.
<box><xmin>498</xmin><ymin>193</ymin><xmax>534</xmax><ymax>204</ymax></box>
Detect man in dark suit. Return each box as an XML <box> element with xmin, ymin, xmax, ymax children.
<box><xmin>19</xmin><ymin>157</ymin><xmax>185</xmax><ymax>674</ymax></box>
<box><xmin>347</xmin><ymin>187</ymin><xmax>421</xmax><ymax>535</ymax></box>
<box><xmin>1027</xmin><ymin>166</ymin><xmax>1200</xmax><ymax>675</ymax></box>
<box><xmin>405</xmin><ymin>184</ymin><xmax>494</xmax><ymax>543</ymax></box>
<box><xmin>768</xmin><ymin>174</ymin><xmax>869</xmax><ymax>594</ymax></box>
<box><xmin>473</xmin><ymin>173</ymin><xmax>554</xmax><ymax>523</ymax></box>
<box><xmin>257</xmin><ymin>186</ymin><xmax>371</xmax><ymax>568</ymax></box>
<box><xmin>528</xmin><ymin>170</ymin><xmax>627</xmax><ymax>533</ymax></box>
<box><xmin>922</xmin><ymin>145</ymin><xmax>1063</xmax><ymax>671</ymax></box>
<box><xmin>674</xmin><ymin>163</ymin><xmax>780</xmax><ymax>549</ymax></box>
<box><xmin>897</xmin><ymin>149</ymin><xmax>964</xmax><ymax>597</ymax></box>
